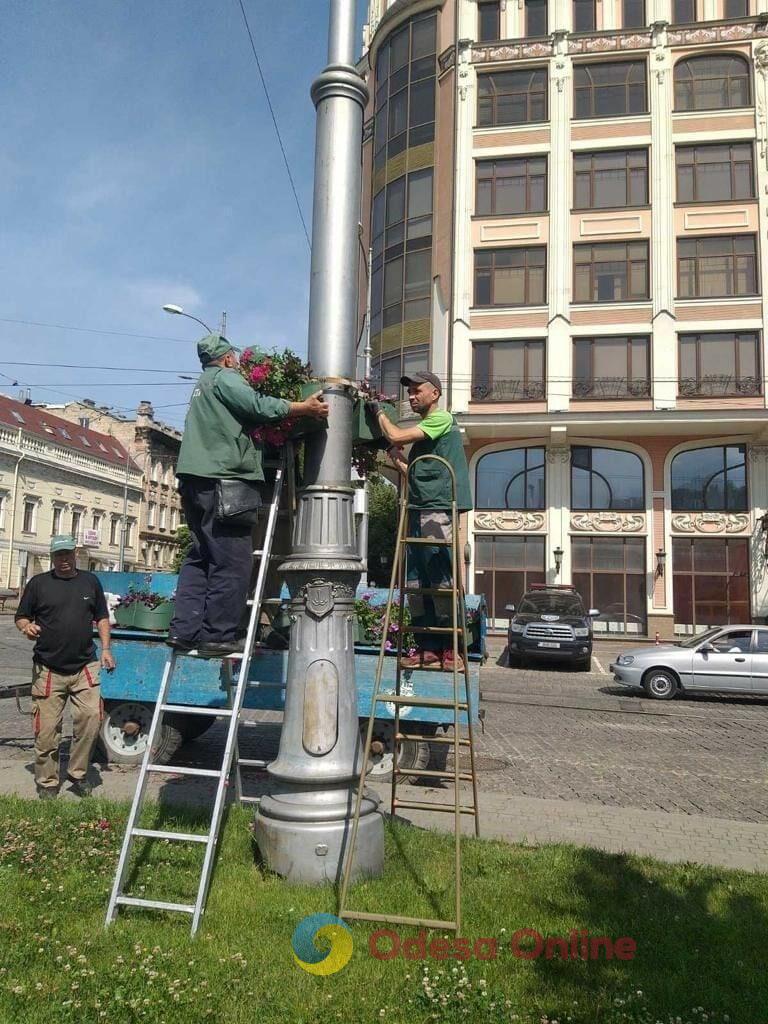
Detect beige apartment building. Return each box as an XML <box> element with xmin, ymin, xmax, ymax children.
<box><xmin>48</xmin><ymin>399</ymin><xmax>184</xmax><ymax>572</ymax></box>
<box><xmin>359</xmin><ymin>0</ymin><xmax>768</xmax><ymax>636</ymax></box>
<box><xmin>0</xmin><ymin>394</ymin><xmax>143</xmax><ymax>586</ymax></box>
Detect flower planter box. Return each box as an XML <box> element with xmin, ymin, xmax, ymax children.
<box><xmin>114</xmin><ymin>604</ymin><xmax>138</xmax><ymax>629</ymax></box>
<box><xmin>289</xmin><ymin>382</ymin><xmax>330</xmax><ymax>439</ymax></box>
<box><xmin>353</xmin><ymin>399</ymin><xmax>397</xmax><ymax>444</ymax></box>
<box><xmin>132</xmin><ymin>603</ymin><xmax>174</xmax><ymax>633</ymax></box>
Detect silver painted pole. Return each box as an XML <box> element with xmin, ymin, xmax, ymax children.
<box><xmin>253</xmin><ymin>0</ymin><xmax>384</xmax><ymax>884</ymax></box>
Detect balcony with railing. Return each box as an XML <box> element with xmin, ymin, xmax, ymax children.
<box><xmin>678</xmin><ymin>375</ymin><xmax>761</xmax><ymax>398</ymax></box>
<box><xmin>470</xmin><ymin>378</ymin><xmax>546</xmax><ymax>402</ymax></box>
<box><xmin>571</xmin><ymin>377</ymin><xmax>651</xmax><ymax>400</ymax></box>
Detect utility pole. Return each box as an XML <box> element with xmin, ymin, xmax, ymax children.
<box><xmin>254</xmin><ymin>0</ymin><xmax>384</xmax><ymax>883</ymax></box>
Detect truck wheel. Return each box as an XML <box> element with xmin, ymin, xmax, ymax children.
<box><xmin>97</xmin><ymin>702</ymin><xmax>209</xmax><ymax>766</ymax></box>
<box><xmin>360</xmin><ymin>719</ymin><xmax>432</xmax><ymax>784</ymax></box>
<box><xmin>97</xmin><ymin>700</ymin><xmax>155</xmax><ymax>766</ymax></box>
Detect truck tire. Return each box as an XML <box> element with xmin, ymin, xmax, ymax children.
<box><xmin>97</xmin><ymin>701</ymin><xmax>214</xmax><ymax>766</ymax></box>
<box><xmin>360</xmin><ymin>719</ymin><xmax>433</xmax><ymax>785</ymax></box>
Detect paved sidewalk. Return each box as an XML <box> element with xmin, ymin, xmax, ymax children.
<box><xmin>400</xmin><ymin>789</ymin><xmax>768</xmax><ymax>873</ymax></box>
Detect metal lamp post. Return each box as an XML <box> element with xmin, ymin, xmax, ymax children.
<box><xmin>253</xmin><ymin>0</ymin><xmax>384</xmax><ymax>883</ymax></box>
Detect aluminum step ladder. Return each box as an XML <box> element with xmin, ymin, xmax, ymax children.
<box><xmin>105</xmin><ymin>450</ymin><xmax>290</xmax><ymax>936</ymax></box>
<box><xmin>338</xmin><ymin>453</ymin><xmax>480</xmax><ymax>934</ymax></box>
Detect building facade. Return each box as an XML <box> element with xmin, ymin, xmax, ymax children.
<box><xmin>48</xmin><ymin>400</ymin><xmax>184</xmax><ymax>572</ymax></box>
<box><xmin>360</xmin><ymin>0</ymin><xmax>768</xmax><ymax>636</ymax></box>
<box><xmin>0</xmin><ymin>395</ymin><xmax>143</xmax><ymax>586</ymax></box>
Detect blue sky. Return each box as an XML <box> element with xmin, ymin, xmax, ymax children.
<box><xmin>0</xmin><ymin>0</ymin><xmax>366</xmax><ymax>429</ymax></box>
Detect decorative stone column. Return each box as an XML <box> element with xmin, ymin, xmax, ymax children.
<box><xmin>547</xmin><ymin>32</ymin><xmax>572</xmax><ymax>414</ymax></box>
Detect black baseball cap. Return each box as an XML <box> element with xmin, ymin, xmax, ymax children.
<box><xmin>400</xmin><ymin>370</ymin><xmax>443</xmax><ymax>394</ymax></box>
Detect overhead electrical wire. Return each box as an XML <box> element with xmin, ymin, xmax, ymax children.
<box><xmin>0</xmin><ymin>316</ymin><xmax>195</xmax><ymax>344</ymax></box>
<box><xmin>236</xmin><ymin>0</ymin><xmax>312</xmax><ymax>251</ymax></box>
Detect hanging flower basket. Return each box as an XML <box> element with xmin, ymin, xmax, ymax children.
<box><xmin>352</xmin><ymin>398</ymin><xmax>398</xmax><ymax>443</ymax></box>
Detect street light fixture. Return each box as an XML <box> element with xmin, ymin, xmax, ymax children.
<box><xmin>553</xmin><ymin>546</ymin><xmax>564</xmax><ymax>575</ymax></box>
<box><xmin>162</xmin><ymin>304</ymin><xmax>212</xmax><ymax>333</ymax></box>
<box><xmin>656</xmin><ymin>548</ymin><xmax>667</xmax><ymax>577</ymax></box>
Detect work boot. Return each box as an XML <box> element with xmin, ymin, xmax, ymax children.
<box><xmin>37</xmin><ymin>786</ymin><xmax>58</xmax><ymax>801</ymax></box>
<box><xmin>69</xmin><ymin>778</ymin><xmax>93</xmax><ymax>798</ymax></box>
<box><xmin>165</xmin><ymin>636</ymin><xmax>196</xmax><ymax>652</ymax></box>
<box><xmin>196</xmin><ymin>639</ymin><xmax>246</xmax><ymax>658</ymax></box>
<box><xmin>400</xmin><ymin>650</ymin><xmax>441</xmax><ymax>669</ymax></box>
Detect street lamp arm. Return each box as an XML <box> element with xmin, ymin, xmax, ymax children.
<box><xmin>162</xmin><ymin>305</ymin><xmax>213</xmax><ymax>334</ymax></box>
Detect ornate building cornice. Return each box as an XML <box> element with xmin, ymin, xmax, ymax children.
<box><xmin>570</xmin><ymin>512</ymin><xmax>646</xmax><ymax>534</ymax></box>
<box><xmin>474</xmin><ymin>510</ymin><xmax>546</xmax><ymax>532</ymax></box>
<box><xmin>671</xmin><ymin>512</ymin><xmax>751</xmax><ymax>535</ymax></box>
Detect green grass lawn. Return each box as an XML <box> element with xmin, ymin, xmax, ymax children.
<box><xmin>0</xmin><ymin>794</ymin><xmax>766</xmax><ymax>1024</ymax></box>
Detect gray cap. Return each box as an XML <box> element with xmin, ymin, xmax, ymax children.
<box><xmin>400</xmin><ymin>370</ymin><xmax>442</xmax><ymax>394</ymax></box>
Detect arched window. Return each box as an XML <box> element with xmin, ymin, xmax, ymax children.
<box><xmin>574</xmin><ymin>60</ymin><xmax>647</xmax><ymax>119</ymax></box>
<box><xmin>571</xmin><ymin>446</ymin><xmax>645</xmax><ymax>510</ymax></box>
<box><xmin>475</xmin><ymin>447</ymin><xmax>545</xmax><ymax>510</ymax></box>
<box><xmin>477</xmin><ymin>68</ymin><xmax>548</xmax><ymax>126</ymax></box>
<box><xmin>674</xmin><ymin>54</ymin><xmax>751</xmax><ymax>112</ymax></box>
<box><xmin>671</xmin><ymin>444</ymin><xmax>747</xmax><ymax>511</ymax></box>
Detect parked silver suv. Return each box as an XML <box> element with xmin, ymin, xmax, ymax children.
<box><xmin>610</xmin><ymin>625</ymin><xmax>768</xmax><ymax>699</ymax></box>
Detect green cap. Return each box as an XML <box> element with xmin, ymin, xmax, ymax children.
<box><xmin>197</xmin><ymin>333</ymin><xmax>237</xmax><ymax>366</ymax></box>
<box><xmin>50</xmin><ymin>535</ymin><xmax>76</xmax><ymax>554</ymax></box>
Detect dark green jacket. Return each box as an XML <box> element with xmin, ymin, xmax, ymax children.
<box><xmin>408</xmin><ymin>415</ymin><xmax>473</xmax><ymax>512</ymax></box>
<box><xmin>176</xmin><ymin>367</ymin><xmax>291</xmax><ymax>482</ymax></box>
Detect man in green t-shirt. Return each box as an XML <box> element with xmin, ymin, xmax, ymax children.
<box><xmin>368</xmin><ymin>371</ymin><xmax>472</xmax><ymax>669</ymax></box>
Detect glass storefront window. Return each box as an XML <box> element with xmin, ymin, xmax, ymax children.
<box><xmin>673</xmin><ymin>537</ymin><xmax>750</xmax><ymax>633</ymax></box>
<box><xmin>670</xmin><ymin>445</ymin><xmax>747</xmax><ymax>511</ymax></box>
<box><xmin>572</xmin><ymin>537</ymin><xmax>647</xmax><ymax>634</ymax></box>
<box><xmin>474</xmin><ymin>535</ymin><xmax>546</xmax><ymax>625</ymax></box>
<box><xmin>571</xmin><ymin>446</ymin><xmax>645</xmax><ymax>510</ymax></box>
<box><xmin>475</xmin><ymin>447</ymin><xmax>546</xmax><ymax>509</ymax></box>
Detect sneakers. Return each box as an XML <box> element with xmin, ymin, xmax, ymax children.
<box><xmin>69</xmin><ymin>778</ymin><xmax>93</xmax><ymax>798</ymax></box>
<box><xmin>400</xmin><ymin>650</ymin><xmax>442</xmax><ymax>669</ymax></box>
<box><xmin>442</xmin><ymin>650</ymin><xmax>466</xmax><ymax>671</ymax></box>
<box><xmin>37</xmin><ymin>786</ymin><xmax>58</xmax><ymax>801</ymax></box>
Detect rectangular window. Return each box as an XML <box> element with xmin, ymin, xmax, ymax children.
<box><xmin>474</xmin><ymin>247</ymin><xmax>547</xmax><ymax>307</ymax></box>
<box><xmin>476</xmin><ymin>157</ymin><xmax>547</xmax><ymax>215</ymax></box>
<box><xmin>572</xmin><ymin>336</ymin><xmax>651</xmax><ymax>399</ymax></box>
<box><xmin>474</xmin><ymin>534</ymin><xmax>546</xmax><ymax>626</ymax></box>
<box><xmin>574</xmin><ymin>61</ymin><xmax>647</xmax><ymax>120</ymax></box>
<box><xmin>160</xmin><ymin>506</ymin><xmax>167</xmax><ymax>529</ymax></box>
<box><xmin>673</xmin><ymin>537</ymin><xmax>749</xmax><ymax>633</ymax></box>
<box><xmin>472</xmin><ymin>340</ymin><xmax>546</xmax><ymax>401</ymax></box>
<box><xmin>572</xmin><ymin>537</ymin><xmax>647</xmax><ymax>635</ymax></box>
<box><xmin>573</xmin><ymin>241</ymin><xmax>650</xmax><ymax>302</ymax></box>
<box><xmin>110</xmin><ymin>516</ymin><xmax>120</xmax><ymax>546</ymax></box>
<box><xmin>22</xmin><ymin>500</ymin><xmax>36</xmax><ymax>534</ymax></box>
<box><xmin>622</xmin><ymin>0</ymin><xmax>645</xmax><ymax>27</ymax></box>
<box><xmin>672</xmin><ymin>0</ymin><xmax>696</xmax><ymax>21</ymax></box>
<box><xmin>573</xmin><ymin>149</ymin><xmax>648</xmax><ymax>209</ymax></box>
<box><xmin>675</xmin><ymin>143</ymin><xmax>754</xmax><ymax>203</ymax></box>
<box><xmin>678</xmin><ymin>331</ymin><xmax>760</xmax><ymax>397</ymax></box>
<box><xmin>573</xmin><ymin>0</ymin><xmax>596</xmax><ymax>31</ymax></box>
<box><xmin>677</xmin><ymin>234</ymin><xmax>758</xmax><ymax>298</ymax></box>
<box><xmin>525</xmin><ymin>0</ymin><xmax>548</xmax><ymax>35</ymax></box>
<box><xmin>147</xmin><ymin>502</ymin><xmax>156</xmax><ymax>528</ymax></box>
<box><xmin>723</xmin><ymin>0</ymin><xmax>747</xmax><ymax>16</ymax></box>
<box><xmin>477</xmin><ymin>69</ymin><xmax>548</xmax><ymax>127</ymax></box>
<box><xmin>71</xmin><ymin>509</ymin><xmax>82</xmax><ymax>539</ymax></box>
<box><xmin>125</xmin><ymin>520</ymin><xmax>134</xmax><ymax>548</ymax></box>
<box><xmin>478</xmin><ymin>0</ymin><xmax>501</xmax><ymax>41</ymax></box>
<box><xmin>51</xmin><ymin>506</ymin><xmax>63</xmax><ymax>535</ymax></box>
<box><xmin>91</xmin><ymin>512</ymin><xmax>102</xmax><ymax>534</ymax></box>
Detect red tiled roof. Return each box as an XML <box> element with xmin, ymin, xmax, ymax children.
<box><xmin>0</xmin><ymin>394</ymin><xmax>140</xmax><ymax>471</ymax></box>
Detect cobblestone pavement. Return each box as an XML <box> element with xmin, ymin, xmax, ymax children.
<box><xmin>2</xmin><ymin>617</ymin><xmax>767</xmax><ymax>871</ymax></box>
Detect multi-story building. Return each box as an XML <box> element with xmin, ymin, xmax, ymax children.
<box><xmin>0</xmin><ymin>394</ymin><xmax>143</xmax><ymax>586</ymax></box>
<box><xmin>360</xmin><ymin>0</ymin><xmax>768</xmax><ymax>637</ymax></box>
<box><xmin>47</xmin><ymin>399</ymin><xmax>184</xmax><ymax>572</ymax></box>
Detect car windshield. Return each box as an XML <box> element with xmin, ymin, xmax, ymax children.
<box><xmin>677</xmin><ymin>627</ymin><xmax>723</xmax><ymax>649</ymax></box>
<box><xmin>518</xmin><ymin>592</ymin><xmax>584</xmax><ymax>616</ymax></box>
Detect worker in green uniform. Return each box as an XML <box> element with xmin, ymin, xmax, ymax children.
<box><xmin>367</xmin><ymin>371</ymin><xmax>472</xmax><ymax>669</ymax></box>
<box><xmin>170</xmin><ymin>334</ymin><xmax>328</xmax><ymax>656</ymax></box>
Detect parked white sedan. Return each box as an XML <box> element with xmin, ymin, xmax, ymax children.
<box><xmin>610</xmin><ymin>625</ymin><xmax>768</xmax><ymax>700</ymax></box>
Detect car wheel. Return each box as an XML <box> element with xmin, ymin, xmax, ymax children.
<box><xmin>576</xmin><ymin>656</ymin><xmax>592</xmax><ymax>672</ymax></box>
<box><xmin>507</xmin><ymin>648</ymin><xmax>521</xmax><ymax>668</ymax></box>
<box><xmin>642</xmin><ymin>669</ymin><xmax>678</xmax><ymax>701</ymax></box>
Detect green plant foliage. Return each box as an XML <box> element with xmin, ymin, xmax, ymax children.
<box><xmin>170</xmin><ymin>525</ymin><xmax>192</xmax><ymax>574</ymax></box>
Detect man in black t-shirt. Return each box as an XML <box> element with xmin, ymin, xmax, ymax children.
<box><xmin>15</xmin><ymin>535</ymin><xmax>116</xmax><ymax>798</ymax></box>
